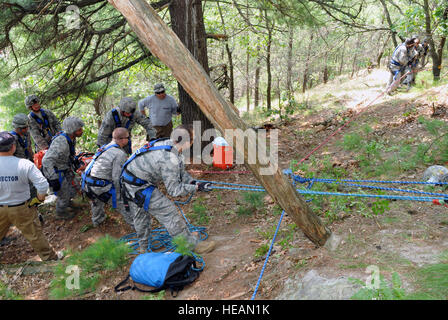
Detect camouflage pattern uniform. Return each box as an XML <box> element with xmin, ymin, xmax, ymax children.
<box><xmin>11</xmin><ymin>114</ymin><xmax>34</xmax><ymax>161</ymax></box>
<box><xmin>41</xmin><ymin>117</ymin><xmax>83</xmax><ymax>217</ymax></box>
<box><xmin>11</xmin><ymin>113</ymin><xmax>36</xmax><ymax>198</ymax></box>
<box><xmin>25</xmin><ymin>95</ymin><xmax>61</xmax><ymax>151</ymax></box>
<box><xmin>83</xmin><ymin>142</ymin><xmax>134</xmax><ymax>227</ymax></box>
<box><xmin>121</xmin><ymin>138</ymin><xmax>197</xmax><ymax>252</ymax></box>
<box><xmin>97</xmin><ymin>97</ymin><xmax>155</xmax><ymax>154</ymax></box>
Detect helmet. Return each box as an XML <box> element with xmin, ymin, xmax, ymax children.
<box><xmin>62</xmin><ymin>116</ymin><xmax>84</xmax><ymax>134</ymax></box>
<box><xmin>118</xmin><ymin>97</ymin><xmax>136</xmax><ymax>114</ymax></box>
<box><xmin>25</xmin><ymin>94</ymin><xmax>40</xmax><ymax>108</ymax></box>
<box><xmin>12</xmin><ymin>113</ymin><xmax>30</xmax><ymax>128</ymax></box>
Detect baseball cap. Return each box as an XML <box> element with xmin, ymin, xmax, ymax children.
<box><xmin>0</xmin><ymin>131</ymin><xmax>15</xmax><ymax>151</ymax></box>
<box><xmin>154</xmin><ymin>83</ymin><xmax>165</xmax><ymax>93</ymax></box>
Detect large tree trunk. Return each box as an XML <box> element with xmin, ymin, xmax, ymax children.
<box><xmin>108</xmin><ymin>0</ymin><xmax>332</xmax><ymax>246</ymax></box>
<box><xmin>246</xmin><ymin>47</ymin><xmax>251</xmax><ymax>112</ymax></box>
<box><xmin>423</xmin><ymin>0</ymin><xmax>447</xmax><ymax>81</ymax></box>
<box><xmin>169</xmin><ymin>0</ymin><xmax>214</xmax><ymax>141</ymax></box>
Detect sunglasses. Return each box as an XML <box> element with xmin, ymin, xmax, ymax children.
<box><xmin>121</xmin><ymin>136</ymin><xmax>130</xmax><ymax>140</ymax></box>
<box><xmin>156</xmin><ymin>91</ymin><xmax>165</xmax><ymax>94</ymax></box>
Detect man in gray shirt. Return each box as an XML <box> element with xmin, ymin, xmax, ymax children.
<box><xmin>138</xmin><ymin>83</ymin><xmax>180</xmax><ymax>139</ymax></box>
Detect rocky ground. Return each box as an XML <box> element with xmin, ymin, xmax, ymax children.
<box><xmin>1</xmin><ymin>69</ymin><xmax>447</xmax><ymax>300</ymax></box>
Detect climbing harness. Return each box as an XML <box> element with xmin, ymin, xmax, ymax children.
<box><xmin>120</xmin><ymin>138</ymin><xmax>172</xmax><ymax>211</ymax></box>
<box><xmin>81</xmin><ymin>143</ymin><xmax>120</xmax><ymax>208</ymax></box>
<box><xmin>112</xmin><ymin>108</ymin><xmax>133</xmax><ymax>153</ymax></box>
<box><xmin>9</xmin><ymin>131</ymin><xmax>30</xmax><ymax>159</ymax></box>
<box><xmin>29</xmin><ymin>109</ymin><xmax>55</xmax><ymax>141</ymax></box>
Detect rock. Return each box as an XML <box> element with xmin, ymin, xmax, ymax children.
<box><xmin>276</xmin><ymin>270</ymin><xmax>362</xmax><ymax>300</ymax></box>
<box><xmin>324</xmin><ymin>233</ymin><xmax>341</xmax><ymax>251</ymax></box>
<box><xmin>422</xmin><ymin>165</ymin><xmax>448</xmax><ymax>183</ymax></box>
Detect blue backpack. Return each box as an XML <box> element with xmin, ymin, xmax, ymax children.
<box><xmin>114</xmin><ymin>252</ymin><xmax>200</xmax><ymax>296</ymax></box>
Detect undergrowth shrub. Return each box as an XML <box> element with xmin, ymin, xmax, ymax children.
<box><xmin>0</xmin><ymin>281</ymin><xmax>22</xmax><ymax>300</ymax></box>
<box><xmin>49</xmin><ymin>235</ymin><xmax>132</xmax><ymax>299</ymax></box>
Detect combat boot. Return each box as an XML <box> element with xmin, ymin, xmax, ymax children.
<box><xmin>54</xmin><ymin>210</ymin><xmax>76</xmax><ymax>220</ymax></box>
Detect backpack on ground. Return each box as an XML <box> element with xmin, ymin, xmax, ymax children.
<box><xmin>114</xmin><ymin>251</ymin><xmax>200</xmax><ymax>297</ymax></box>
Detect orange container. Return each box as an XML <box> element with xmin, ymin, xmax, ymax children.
<box><xmin>213</xmin><ymin>142</ymin><xmax>233</xmax><ymax>169</ymax></box>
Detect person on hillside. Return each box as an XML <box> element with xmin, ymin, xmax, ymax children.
<box><xmin>0</xmin><ymin>131</ymin><xmax>62</xmax><ymax>261</ymax></box>
<box><xmin>97</xmin><ymin>97</ymin><xmax>155</xmax><ymax>154</ymax></box>
<box><xmin>82</xmin><ymin>127</ymin><xmax>135</xmax><ymax>228</ymax></box>
<box><xmin>10</xmin><ymin>113</ymin><xmax>34</xmax><ymax>161</ymax></box>
<box><xmin>42</xmin><ymin>116</ymin><xmax>84</xmax><ymax>220</ymax></box>
<box><xmin>138</xmin><ymin>83</ymin><xmax>181</xmax><ymax>139</ymax></box>
<box><xmin>26</xmin><ymin>94</ymin><xmax>62</xmax><ymax>151</ymax></box>
<box><xmin>11</xmin><ymin>113</ymin><xmax>37</xmax><ymax>199</ymax></box>
<box><xmin>386</xmin><ymin>38</ymin><xmax>416</xmax><ymax>94</ymax></box>
<box><xmin>120</xmin><ymin>124</ymin><xmax>215</xmax><ymax>254</ymax></box>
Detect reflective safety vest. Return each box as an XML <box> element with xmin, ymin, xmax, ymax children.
<box><xmin>120</xmin><ymin>138</ymin><xmax>172</xmax><ymax>211</ymax></box>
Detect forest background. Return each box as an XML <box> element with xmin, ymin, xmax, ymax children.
<box><xmin>0</xmin><ymin>0</ymin><xmax>447</xmax><ymax>150</ymax></box>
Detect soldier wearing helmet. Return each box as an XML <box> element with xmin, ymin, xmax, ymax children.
<box><xmin>10</xmin><ymin>113</ymin><xmax>34</xmax><ymax>161</ymax></box>
<box><xmin>25</xmin><ymin>94</ymin><xmax>61</xmax><ymax>151</ymax></box>
<box><xmin>42</xmin><ymin>116</ymin><xmax>84</xmax><ymax>220</ymax></box>
<box><xmin>97</xmin><ymin>97</ymin><xmax>155</xmax><ymax>154</ymax></box>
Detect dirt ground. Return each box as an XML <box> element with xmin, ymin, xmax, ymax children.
<box><xmin>1</xmin><ymin>69</ymin><xmax>448</xmax><ymax>300</ymax></box>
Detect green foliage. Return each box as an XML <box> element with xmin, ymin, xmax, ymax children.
<box><xmin>172</xmin><ymin>235</ymin><xmax>195</xmax><ymax>257</ymax></box>
<box><xmin>350</xmin><ymin>272</ymin><xmax>406</xmax><ymax>300</ymax></box>
<box><xmin>141</xmin><ymin>291</ymin><xmax>166</xmax><ymax>300</ymax></box>
<box><xmin>236</xmin><ymin>191</ymin><xmax>265</xmax><ymax>216</ymax></box>
<box><xmin>190</xmin><ymin>198</ymin><xmax>210</xmax><ymax>225</ymax></box>
<box><xmin>254</xmin><ymin>243</ymin><xmax>270</xmax><ymax>258</ymax></box>
<box><xmin>341</xmin><ymin>133</ymin><xmax>363</xmax><ymax>151</ymax></box>
<box><xmin>49</xmin><ymin>235</ymin><xmax>132</xmax><ymax>299</ymax></box>
<box><xmin>370</xmin><ymin>192</ymin><xmax>390</xmax><ymax>216</ymax></box>
<box><xmin>0</xmin><ymin>281</ymin><xmax>23</xmax><ymax>300</ymax></box>
<box><xmin>412</xmin><ymin>261</ymin><xmax>448</xmax><ymax>299</ymax></box>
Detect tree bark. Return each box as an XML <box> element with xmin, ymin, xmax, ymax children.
<box><xmin>379</xmin><ymin>0</ymin><xmax>398</xmax><ymax>48</ymax></box>
<box><xmin>254</xmin><ymin>46</ymin><xmax>261</xmax><ymax>109</ymax></box>
<box><xmin>423</xmin><ymin>0</ymin><xmax>447</xmax><ymax>80</ymax></box>
<box><xmin>265</xmin><ymin>10</ymin><xmax>273</xmax><ymax>110</ymax></box>
<box><xmin>246</xmin><ymin>47</ymin><xmax>251</xmax><ymax>112</ymax></box>
<box><xmin>168</xmin><ymin>0</ymin><xmax>214</xmax><ymax>141</ymax></box>
<box><xmin>216</xmin><ymin>1</ymin><xmax>234</xmax><ymax>103</ymax></box>
<box><xmin>107</xmin><ymin>0</ymin><xmax>331</xmax><ymax>246</ymax></box>
<box><xmin>286</xmin><ymin>25</ymin><xmax>294</xmax><ymax>100</ymax></box>
<box><xmin>302</xmin><ymin>30</ymin><xmax>313</xmax><ymax>93</ymax></box>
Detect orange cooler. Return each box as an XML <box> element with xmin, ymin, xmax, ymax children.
<box><xmin>213</xmin><ymin>137</ymin><xmax>233</xmax><ymax>169</ymax></box>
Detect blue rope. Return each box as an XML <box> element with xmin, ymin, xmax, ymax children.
<box><xmin>120</xmin><ymin>191</ymin><xmax>207</xmax><ymax>271</ymax></box>
<box><xmin>251</xmin><ymin>210</ymin><xmax>285</xmax><ymax>300</ymax></box>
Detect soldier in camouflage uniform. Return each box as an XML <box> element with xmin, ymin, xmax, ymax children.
<box><xmin>25</xmin><ymin>94</ymin><xmax>62</xmax><ymax>151</ymax></box>
<box><xmin>10</xmin><ymin>113</ymin><xmax>34</xmax><ymax>161</ymax></box>
<box><xmin>10</xmin><ymin>113</ymin><xmax>36</xmax><ymax>198</ymax></box>
<box><xmin>42</xmin><ymin>117</ymin><xmax>84</xmax><ymax>220</ymax></box>
<box><xmin>97</xmin><ymin>97</ymin><xmax>155</xmax><ymax>154</ymax></box>
<box><xmin>120</xmin><ymin>124</ymin><xmax>215</xmax><ymax>254</ymax></box>
<box><xmin>82</xmin><ymin>127</ymin><xmax>135</xmax><ymax>227</ymax></box>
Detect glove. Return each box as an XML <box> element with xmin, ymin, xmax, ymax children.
<box><xmin>190</xmin><ymin>180</ymin><xmax>197</xmax><ymax>185</ymax></box>
<box><xmin>28</xmin><ymin>197</ymin><xmax>42</xmax><ymax>208</ymax></box>
<box><xmin>197</xmin><ymin>182</ymin><xmax>211</xmax><ymax>192</ymax></box>
<box><xmin>48</xmin><ymin>179</ymin><xmax>61</xmax><ymax>192</ymax></box>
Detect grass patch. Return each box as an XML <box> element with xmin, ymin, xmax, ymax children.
<box><xmin>49</xmin><ymin>235</ymin><xmax>132</xmax><ymax>299</ymax></box>
<box><xmin>0</xmin><ymin>281</ymin><xmax>22</xmax><ymax>300</ymax></box>
<box><xmin>190</xmin><ymin>197</ymin><xmax>210</xmax><ymax>225</ymax></box>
